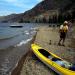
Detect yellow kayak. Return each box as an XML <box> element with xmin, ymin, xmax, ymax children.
<box><xmin>31</xmin><ymin>44</ymin><xmax>75</xmax><ymax>75</ymax></box>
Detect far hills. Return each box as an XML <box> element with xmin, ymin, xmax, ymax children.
<box><xmin>0</xmin><ymin>0</ymin><xmax>75</xmax><ymax>23</ymax></box>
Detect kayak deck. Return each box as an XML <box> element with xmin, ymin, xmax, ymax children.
<box><xmin>31</xmin><ymin>44</ymin><xmax>75</xmax><ymax>75</ymax></box>
<box><xmin>38</xmin><ymin>49</ymin><xmax>75</xmax><ymax>71</ymax></box>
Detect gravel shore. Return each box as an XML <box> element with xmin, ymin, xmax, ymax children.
<box><xmin>20</xmin><ymin>25</ymin><xmax>75</xmax><ymax>75</ymax></box>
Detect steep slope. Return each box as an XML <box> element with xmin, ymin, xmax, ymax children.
<box><xmin>23</xmin><ymin>0</ymin><xmax>75</xmax><ymax>22</ymax></box>
<box><xmin>0</xmin><ymin>0</ymin><xmax>75</xmax><ymax>23</ymax></box>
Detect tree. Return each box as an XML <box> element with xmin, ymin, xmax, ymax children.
<box><xmin>19</xmin><ymin>18</ymin><xmax>23</xmax><ymax>23</ymax></box>
<box><xmin>48</xmin><ymin>16</ymin><xmax>52</xmax><ymax>23</ymax></box>
<box><xmin>35</xmin><ymin>19</ymin><xmax>38</xmax><ymax>23</ymax></box>
<box><xmin>53</xmin><ymin>15</ymin><xmax>57</xmax><ymax>23</ymax></box>
<box><xmin>72</xmin><ymin>10</ymin><xmax>75</xmax><ymax>20</ymax></box>
<box><xmin>58</xmin><ymin>13</ymin><xmax>64</xmax><ymax>23</ymax></box>
<box><xmin>43</xmin><ymin>17</ymin><xmax>47</xmax><ymax>23</ymax></box>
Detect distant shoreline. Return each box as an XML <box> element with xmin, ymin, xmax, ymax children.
<box><xmin>11</xmin><ymin>31</ymin><xmax>37</xmax><ymax>75</ymax></box>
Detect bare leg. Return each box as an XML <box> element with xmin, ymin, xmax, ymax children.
<box><xmin>62</xmin><ymin>38</ymin><xmax>65</xmax><ymax>46</ymax></box>
<box><xmin>58</xmin><ymin>38</ymin><xmax>62</xmax><ymax>45</ymax></box>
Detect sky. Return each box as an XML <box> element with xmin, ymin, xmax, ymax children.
<box><xmin>0</xmin><ymin>0</ymin><xmax>42</xmax><ymax>16</ymax></box>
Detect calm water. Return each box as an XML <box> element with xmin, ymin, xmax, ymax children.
<box><xmin>0</xmin><ymin>23</ymin><xmax>40</xmax><ymax>75</ymax></box>
<box><xmin>0</xmin><ymin>23</ymin><xmax>39</xmax><ymax>49</ymax></box>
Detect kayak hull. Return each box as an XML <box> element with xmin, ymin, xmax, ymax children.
<box><xmin>31</xmin><ymin>44</ymin><xmax>75</xmax><ymax>75</ymax></box>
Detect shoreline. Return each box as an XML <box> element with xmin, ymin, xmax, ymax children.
<box><xmin>20</xmin><ymin>25</ymin><xmax>75</xmax><ymax>75</ymax></box>
<box><xmin>11</xmin><ymin>32</ymin><xmax>38</xmax><ymax>75</ymax></box>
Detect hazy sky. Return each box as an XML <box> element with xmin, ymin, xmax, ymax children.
<box><xmin>0</xmin><ymin>0</ymin><xmax>42</xmax><ymax>16</ymax></box>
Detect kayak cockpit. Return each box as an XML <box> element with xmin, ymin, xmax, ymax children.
<box><xmin>38</xmin><ymin>49</ymin><xmax>75</xmax><ymax>71</ymax></box>
<box><xmin>38</xmin><ymin>49</ymin><xmax>51</xmax><ymax>58</ymax></box>
<box><xmin>38</xmin><ymin>49</ymin><xmax>60</xmax><ymax>60</ymax></box>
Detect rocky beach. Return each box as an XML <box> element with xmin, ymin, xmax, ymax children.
<box><xmin>20</xmin><ymin>24</ymin><xmax>75</xmax><ymax>75</ymax></box>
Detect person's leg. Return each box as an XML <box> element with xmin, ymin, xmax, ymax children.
<box><xmin>62</xmin><ymin>34</ymin><xmax>66</xmax><ymax>46</ymax></box>
<box><xmin>58</xmin><ymin>33</ymin><xmax>62</xmax><ymax>45</ymax></box>
<box><xmin>58</xmin><ymin>38</ymin><xmax>62</xmax><ymax>45</ymax></box>
<box><xmin>62</xmin><ymin>38</ymin><xmax>65</xmax><ymax>46</ymax></box>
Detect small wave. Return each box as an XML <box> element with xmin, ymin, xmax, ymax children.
<box><xmin>15</xmin><ymin>38</ymin><xmax>32</xmax><ymax>47</ymax></box>
<box><xmin>24</xmin><ymin>31</ymin><xmax>30</xmax><ymax>35</ymax></box>
<box><xmin>30</xmin><ymin>31</ymin><xmax>37</xmax><ymax>34</ymax></box>
<box><xmin>24</xmin><ymin>30</ymin><xmax>36</xmax><ymax>35</ymax></box>
<box><xmin>30</xmin><ymin>27</ymin><xmax>39</xmax><ymax>31</ymax></box>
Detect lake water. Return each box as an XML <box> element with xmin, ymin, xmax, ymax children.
<box><xmin>0</xmin><ymin>23</ymin><xmax>39</xmax><ymax>49</ymax></box>
<box><xmin>0</xmin><ymin>23</ymin><xmax>40</xmax><ymax>75</ymax></box>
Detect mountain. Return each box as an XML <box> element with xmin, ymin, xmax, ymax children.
<box><xmin>0</xmin><ymin>13</ymin><xmax>23</xmax><ymax>23</ymax></box>
<box><xmin>0</xmin><ymin>0</ymin><xmax>75</xmax><ymax>23</ymax></box>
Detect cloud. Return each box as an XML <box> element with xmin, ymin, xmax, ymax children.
<box><xmin>4</xmin><ymin>0</ymin><xmax>25</xmax><ymax>7</ymax></box>
<box><xmin>0</xmin><ymin>0</ymin><xmax>43</xmax><ymax>16</ymax></box>
<box><xmin>1</xmin><ymin>0</ymin><xmax>43</xmax><ymax>8</ymax></box>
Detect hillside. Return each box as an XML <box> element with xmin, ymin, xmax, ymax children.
<box><xmin>0</xmin><ymin>0</ymin><xmax>75</xmax><ymax>23</ymax></box>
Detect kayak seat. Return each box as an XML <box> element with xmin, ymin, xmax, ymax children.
<box><xmin>38</xmin><ymin>49</ymin><xmax>51</xmax><ymax>58</ymax></box>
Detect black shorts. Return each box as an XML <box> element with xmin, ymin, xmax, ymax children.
<box><xmin>60</xmin><ymin>32</ymin><xmax>66</xmax><ymax>39</ymax></box>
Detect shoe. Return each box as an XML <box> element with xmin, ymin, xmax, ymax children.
<box><xmin>58</xmin><ymin>43</ymin><xmax>61</xmax><ymax>46</ymax></box>
<box><xmin>62</xmin><ymin>44</ymin><xmax>65</xmax><ymax>46</ymax></box>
